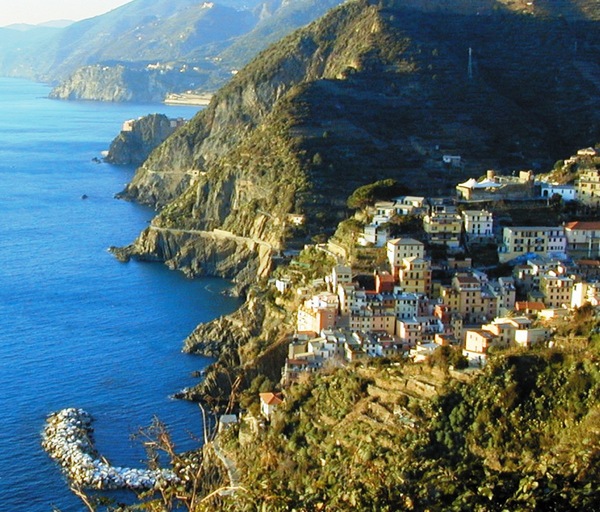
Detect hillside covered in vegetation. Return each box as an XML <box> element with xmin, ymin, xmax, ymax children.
<box><xmin>213</xmin><ymin>339</ymin><xmax>600</xmax><ymax>511</ymax></box>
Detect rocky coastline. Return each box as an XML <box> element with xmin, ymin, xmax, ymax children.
<box><xmin>42</xmin><ymin>408</ymin><xmax>179</xmax><ymax>491</ymax></box>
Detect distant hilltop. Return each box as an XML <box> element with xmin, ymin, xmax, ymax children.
<box><xmin>2</xmin><ymin>19</ymin><xmax>73</xmax><ymax>30</ymax></box>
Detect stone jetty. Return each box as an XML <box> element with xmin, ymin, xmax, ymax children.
<box><xmin>42</xmin><ymin>408</ymin><xmax>180</xmax><ymax>490</ymax></box>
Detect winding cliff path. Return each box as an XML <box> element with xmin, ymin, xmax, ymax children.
<box><xmin>148</xmin><ymin>225</ymin><xmax>274</xmax><ymax>251</ymax></box>
<box><xmin>212</xmin><ymin>439</ymin><xmax>240</xmax><ymax>497</ymax></box>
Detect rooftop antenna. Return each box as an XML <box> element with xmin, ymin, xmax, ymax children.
<box><xmin>468</xmin><ymin>47</ymin><xmax>473</xmax><ymax>80</ymax></box>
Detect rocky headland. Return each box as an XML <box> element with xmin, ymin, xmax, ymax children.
<box><xmin>48</xmin><ymin>65</ymin><xmax>187</xmax><ymax>103</ymax></box>
<box><xmin>105</xmin><ymin>114</ymin><xmax>187</xmax><ymax>166</ymax></box>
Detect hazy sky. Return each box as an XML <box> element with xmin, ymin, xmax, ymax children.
<box><xmin>0</xmin><ymin>0</ymin><xmax>133</xmax><ymax>27</ymax></box>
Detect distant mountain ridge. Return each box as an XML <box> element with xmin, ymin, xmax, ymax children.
<box><xmin>0</xmin><ymin>0</ymin><xmax>348</xmax><ymax>101</ymax></box>
<box><xmin>2</xmin><ymin>20</ymin><xmax>73</xmax><ymax>31</ymax></box>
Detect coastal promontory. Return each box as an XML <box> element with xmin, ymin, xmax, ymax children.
<box><xmin>105</xmin><ymin>114</ymin><xmax>187</xmax><ymax>166</ymax></box>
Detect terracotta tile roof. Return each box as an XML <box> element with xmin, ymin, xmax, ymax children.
<box><xmin>259</xmin><ymin>392</ymin><xmax>284</xmax><ymax>406</ymax></box>
<box><xmin>515</xmin><ymin>301</ymin><xmax>546</xmax><ymax>311</ymax></box>
<box><xmin>564</xmin><ymin>221</ymin><xmax>600</xmax><ymax>231</ymax></box>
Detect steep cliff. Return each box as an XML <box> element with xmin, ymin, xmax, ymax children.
<box><xmin>105</xmin><ymin>114</ymin><xmax>185</xmax><ymax>166</ymax></box>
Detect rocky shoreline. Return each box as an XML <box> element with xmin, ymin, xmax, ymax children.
<box><xmin>42</xmin><ymin>408</ymin><xmax>179</xmax><ymax>491</ymax></box>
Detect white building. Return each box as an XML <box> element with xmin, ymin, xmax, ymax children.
<box><xmin>360</xmin><ymin>223</ymin><xmax>390</xmax><ymax>247</ymax></box>
<box><xmin>392</xmin><ymin>196</ymin><xmax>427</xmax><ymax>215</ymax></box>
<box><xmin>539</xmin><ymin>182</ymin><xmax>576</xmax><ymax>201</ymax></box>
<box><xmin>462</xmin><ymin>209</ymin><xmax>494</xmax><ymax>240</ymax></box>
<box><xmin>571</xmin><ymin>281</ymin><xmax>600</xmax><ymax>308</ymax></box>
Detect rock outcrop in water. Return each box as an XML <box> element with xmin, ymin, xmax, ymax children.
<box><xmin>105</xmin><ymin>114</ymin><xmax>187</xmax><ymax>166</ymax></box>
<box><xmin>42</xmin><ymin>408</ymin><xmax>179</xmax><ymax>491</ymax></box>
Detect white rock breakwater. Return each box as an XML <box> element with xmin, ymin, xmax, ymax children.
<box><xmin>42</xmin><ymin>408</ymin><xmax>180</xmax><ymax>490</ymax></box>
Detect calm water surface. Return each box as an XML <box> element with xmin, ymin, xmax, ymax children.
<box><xmin>0</xmin><ymin>78</ymin><xmax>240</xmax><ymax>510</ymax></box>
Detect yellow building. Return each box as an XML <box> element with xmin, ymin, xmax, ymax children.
<box><xmin>576</xmin><ymin>168</ymin><xmax>600</xmax><ymax>207</ymax></box>
<box><xmin>423</xmin><ymin>211</ymin><xmax>462</xmax><ymax>249</ymax></box>
<box><xmin>398</xmin><ymin>257</ymin><xmax>432</xmax><ymax>295</ymax></box>
<box><xmin>348</xmin><ymin>306</ymin><xmax>396</xmax><ymax>335</ymax></box>
<box><xmin>440</xmin><ymin>273</ymin><xmax>497</xmax><ymax>325</ymax></box>
<box><xmin>387</xmin><ymin>238</ymin><xmax>425</xmax><ymax>279</ymax></box>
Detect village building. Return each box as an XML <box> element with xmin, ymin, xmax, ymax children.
<box><xmin>359</xmin><ymin>223</ymin><xmax>390</xmax><ymax>247</ymax></box>
<box><xmin>539</xmin><ymin>182</ymin><xmax>576</xmax><ymax>201</ymax></box>
<box><xmin>573</xmin><ymin>259</ymin><xmax>600</xmax><ymax>281</ymax></box>
<box><xmin>439</xmin><ymin>272</ymin><xmax>497</xmax><ymax>325</ymax></box>
<box><xmin>331</xmin><ymin>265</ymin><xmax>353</xmax><ymax>290</ymax></box>
<box><xmin>462</xmin><ymin>209</ymin><xmax>494</xmax><ymax>242</ymax></box>
<box><xmin>515</xmin><ymin>301</ymin><xmax>546</xmax><ymax>315</ymax></box>
<box><xmin>259</xmin><ymin>392</ymin><xmax>284</xmax><ymax>420</ymax></box>
<box><xmin>538</xmin><ymin>308</ymin><xmax>570</xmax><ymax>321</ymax></box>
<box><xmin>393</xmin><ymin>291</ymin><xmax>420</xmax><ymax>320</ymax></box>
<box><xmin>297</xmin><ymin>292</ymin><xmax>339</xmax><ymax>334</ymax></box>
<box><xmin>571</xmin><ymin>281</ymin><xmax>600</xmax><ymax>308</ymax></box>
<box><xmin>387</xmin><ymin>238</ymin><xmax>425</xmax><ymax>279</ymax></box>
<box><xmin>576</xmin><ymin>167</ymin><xmax>600</xmax><ymax>207</ymax></box>
<box><xmin>375</xmin><ymin>271</ymin><xmax>395</xmax><ymax>293</ymax></box>
<box><xmin>349</xmin><ymin>305</ymin><xmax>396</xmax><ymax>335</ymax></box>
<box><xmin>409</xmin><ymin>342</ymin><xmax>440</xmax><ymax>362</ymax></box>
<box><xmin>462</xmin><ymin>329</ymin><xmax>501</xmax><ymax>366</ymax></box>
<box><xmin>423</xmin><ymin>209</ymin><xmax>462</xmax><ymax>249</ymax></box>
<box><xmin>287</xmin><ymin>213</ymin><xmax>306</xmax><ymax>226</ymax></box>
<box><xmin>397</xmin><ymin>316</ymin><xmax>444</xmax><ymax>345</ymax></box>
<box><xmin>498</xmin><ymin>226</ymin><xmax>567</xmax><ymax>263</ymax></box>
<box><xmin>564</xmin><ymin>221</ymin><xmax>600</xmax><ymax>258</ymax></box>
<box><xmin>391</xmin><ymin>195</ymin><xmax>427</xmax><ymax>215</ymax></box>
<box><xmin>485</xmin><ymin>277</ymin><xmax>517</xmax><ymax>317</ymax></box>
<box><xmin>539</xmin><ymin>273</ymin><xmax>574</xmax><ymax>309</ymax></box>
<box><xmin>577</xmin><ymin>147</ymin><xmax>598</xmax><ymax>157</ymax></box>
<box><xmin>456</xmin><ymin>170</ymin><xmax>535</xmax><ymax>202</ymax></box>
<box><xmin>275</xmin><ymin>278</ymin><xmax>292</xmax><ymax>294</ymax></box>
<box><xmin>374</xmin><ymin>201</ymin><xmax>397</xmax><ymax>218</ymax></box>
<box><xmin>514</xmin><ymin>327</ymin><xmax>552</xmax><ymax>348</ymax></box>
<box><xmin>480</xmin><ymin>316</ymin><xmax>532</xmax><ymax>346</ymax></box>
<box><xmin>397</xmin><ymin>257</ymin><xmax>432</xmax><ymax>295</ymax></box>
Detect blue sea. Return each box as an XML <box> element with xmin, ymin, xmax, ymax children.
<box><xmin>0</xmin><ymin>78</ymin><xmax>240</xmax><ymax>511</ymax></box>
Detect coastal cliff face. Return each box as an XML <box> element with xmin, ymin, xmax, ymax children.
<box><xmin>50</xmin><ymin>65</ymin><xmax>167</xmax><ymax>102</ymax></box>
<box><xmin>178</xmin><ymin>286</ymin><xmax>295</xmax><ymax>402</ymax></box>
<box><xmin>48</xmin><ymin>65</ymin><xmax>198</xmax><ymax>103</ymax></box>
<box><xmin>105</xmin><ymin>114</ymin><xmax>183</xmax><ymax>166</ymax></box>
